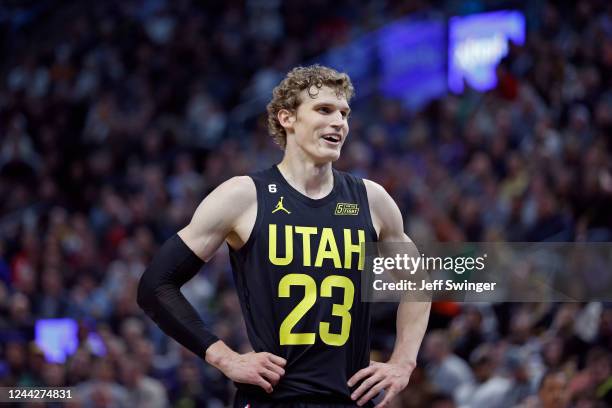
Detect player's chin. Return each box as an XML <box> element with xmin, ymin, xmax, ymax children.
<box><xmin>317</xmin><ymin>146</ymin><xmax>342</xmax><ymax>162</ymax></box>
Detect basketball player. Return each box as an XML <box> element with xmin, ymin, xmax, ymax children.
<box><xmin>137</xmin><ymin>65</ymin><xmax>430</xmax><ymax>408</ymax></box>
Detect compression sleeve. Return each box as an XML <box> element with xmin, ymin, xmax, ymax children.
<box><xmin>136</xmin><ymin>234</ymin><xmax>219</xmax><ymax>357</ymax></box>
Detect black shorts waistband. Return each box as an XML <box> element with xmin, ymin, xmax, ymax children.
<box><xmin>235</xmin><ymin>389</ymin><xmax>366</xmax><ymax>407</ymax></box>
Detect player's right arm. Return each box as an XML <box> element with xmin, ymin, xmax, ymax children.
<box><xmin>137</xmin><ymin>176</ymin><xmax>285</xmax><ymax>393</ymax></box>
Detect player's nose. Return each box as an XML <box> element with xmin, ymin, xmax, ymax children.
<box><xmin>330</xmin><ymin>114</ymin><xmax>347</xmax><ymax>131</ymax></box>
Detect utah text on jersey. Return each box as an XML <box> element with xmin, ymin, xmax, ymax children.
<box><xmin>268</xmin><ymin>224</ymin><xmax>365</xmax><ymax>270</ymax></box>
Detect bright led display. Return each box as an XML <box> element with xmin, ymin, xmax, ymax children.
<box><xmin>449</xmin><ymin>10</ymin><xmax>525</xmax><ymax>93</ymax></box>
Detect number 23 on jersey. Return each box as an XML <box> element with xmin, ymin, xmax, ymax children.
<box><xmin>278</xmin><ymin>273</ymin><xmax>354</xmax><ymax>346</ymax></box>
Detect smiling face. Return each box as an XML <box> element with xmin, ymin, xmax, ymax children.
<box><xmin>279</xmin><ymin>86</ymin><xmax>350</xmax><ymax>164</ymax></box>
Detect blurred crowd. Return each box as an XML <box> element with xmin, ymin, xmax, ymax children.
<box><xmin>1</xmin><ymin>0</ymin><xmax>612</xmax><ymax>407</ymax></box>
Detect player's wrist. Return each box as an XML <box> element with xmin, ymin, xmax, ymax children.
<box><xmin>205</xmin><ymin>340</ymin><xmax>238</xmax><ymax>371</ymax></box>
<box><xmin>388</xmin><ymin>355</ymin><xmax>417</xmax><ymax>372</ymax></box>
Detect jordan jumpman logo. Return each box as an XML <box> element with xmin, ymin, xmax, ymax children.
<box><xmin>272</xmin><ymin>196</ymin><xmax>291</xmax><ymax>214</ymax></box>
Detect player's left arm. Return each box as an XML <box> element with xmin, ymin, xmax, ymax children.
<box><xmin>348</xmin><ymin>180</ymin><xmax>431</xmax><ymax>408</ymax></box>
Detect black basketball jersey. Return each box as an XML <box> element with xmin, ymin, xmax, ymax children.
<box><xmin>228</xmin><ymin>165</ymin><xmax>378</xmax><ymax>403</ymax></box>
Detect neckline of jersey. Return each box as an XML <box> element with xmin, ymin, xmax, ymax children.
<box><xmin>272</xmin><ymin>165</ymin><xmax>339</xmax><ymax>208</ymax></box>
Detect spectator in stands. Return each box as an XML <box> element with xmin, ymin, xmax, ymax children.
<box><xmin>423</xmin><ymin>330</ymin><xmax>475</xmax><ymax>398</ymax></box>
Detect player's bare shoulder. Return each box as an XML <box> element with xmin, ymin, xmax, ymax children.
<box><xmin>221</xmin><ymin>175</ymin><xmax>257</xmax><ymax>208</ymax></box>
<box><xmin>363</xmin><ymin>179</ymin><xmax>405</xmax><ymax>241</ymax></box>
<box><xmin>222</xmin><ymin>176</ymin><xmax>258</xmax><ymax>249</ymax></box>
<box><xmin>196</xmin><ymin>175</ymin><xmax>256</xmax><ymax>224</ymax></box>
<box><xmin>178</xmin><ymin>176</ymin><xmax>257</xmax><ymax>260</ymax></box>
<box><xmin>363</xmin><ymin>179</ymin><xmax>387</xmax><ymax>204</ymax></box>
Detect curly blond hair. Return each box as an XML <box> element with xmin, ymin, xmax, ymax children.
<box><xmin>266</xmin><ymin>65</ymin><xmax>354</xmax><ymax>149</ymax></box>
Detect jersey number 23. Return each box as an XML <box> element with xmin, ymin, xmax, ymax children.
<box><xmin>278</xmin><ymin>273</ymin><xmax>354</xmax><ymax>346</ymax></box>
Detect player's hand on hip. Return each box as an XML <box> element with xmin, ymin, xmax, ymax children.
<box><xmin>206</xmin><ymin>341</ymin><xmax>286</xmax><ymax>393</ymax></box>
<box><xmin>347</xmin><ymin>360</ymin><xmax>414</xmax><ymax>407</ymax></box>
<box><xmin>222</xmin><ymin>351</ymin><xmax>287</xmax><ymax>393</ymax></box>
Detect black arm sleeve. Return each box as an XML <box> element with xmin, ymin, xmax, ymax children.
<box><xmin>137</xmin><ymin>234</ymin><xmax>219</xmax><ymax>357</ymax></box>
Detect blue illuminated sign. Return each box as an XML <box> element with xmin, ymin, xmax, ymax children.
<box><xmin>35</xmin><ymin>319</ymin><xmax>79</xmax><ymax>363</ymax></box>
<box><xmin>449</xmin><ymin>10</ymin><xmax>525</xmax><ymax>93</ymax></box>
<box><xmin>35</xmin><ymin>319</ymin><xmax>105</xmax><ymax>363</ymax></box>
<box><xmin>378</xmin><ymin>17</ymin><xmax>447</xmax><ymax>110</ymax></box>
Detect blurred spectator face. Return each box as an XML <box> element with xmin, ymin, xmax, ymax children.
<box><xmin>43</xmin><ymin>363</ymin><xmax>65</xmax><ymax>386</ymax></box>
<box><xmin>424</xmin><ymin>331</ymin><xmax>448</xmax><ymax>362</ymax></box>
<box><xmin>569</xmin><ymin>105</ymin><xmax>589</xmax><ymax>132</ymax></box>
<box><xmin>75</xmin><ymin>274</ymin><xmax>96</xmax><ymax>295</ymax></box>
<box><xmin>504</xmin><ymin>348</ymin><xmax>530</xmax><ymax>383</ymax></box>
<box><xmin>594</xmin><ymin>99</ymin><xmax>611</xmax><ymax>128</ymax></box>
<box><xmin>539</xmin><ymin>373</ymin><xmax>569</xmax><ymax>408</ymax></box>
<box><xmin>505</xmin><ymin>153</ymin><xmax>523</xmax><ymax>178</ymax></box>
<box><xmin>104</xmin><ymin>337</ymin><xmax>127</xmax><ymax>364</ymax></box>
<box><xmin>586</xmin><ymin>349</ymin><xmax>611</xmax><ymax>383</ymax></box>
<box><xmin>42</xmin><ymin>267</ymin><xmax>62</xmax><ymax>296</ymax></box>
<box><xmin>93</xmin><ymin>359</ymin><xmax>115</xmax><ymax>382</ymax></box>
<box><xmin>40</xmin><ymin>177</ymin><xmax>58</xmax><ymax>202</ymax></box>
<box><xmin>118</xmin><ymin>239</ymin><xmax>137</xmax><ymax>261</ymax></box>
<box><xmin>509</xmin><ymin>309</ymin><xmax>532</xmax><ymax>343</ymax></box>
<box><xmin>174</xmin><ymin>154</ymin><xmax>194</xmax><ymax>175</ymax></box>
<box><xmin>28</xmin><ymin>346</ymin><xmax>46</xmax><ymax>375</ymax></box>
<box><xmin>536</xmin><ymin>191</ymin><xmax>558</xmax><ymax>219</ymax></box>
<box><xmin>10</xmin><ymin>293</ymin><xmax>31</xmax><ymax>322</ymax></box>
<box><xmin>458</xmin><ymin>197</ymin><xmax>481</xmax><ymax>227</ymax></box>
<box><xmin>470</xmin><ymin>344</ymin><xmax>497</xmax><ymax>382</ymax></box>
<box><xmin>13</xmin><ymin>266</ymin><xmax>36</xmax><ymax>296</ymax></box>
<box><xmin>473</xmin><ymin>357</ymin><xmax>495</xmax><ymax>383</ymax></box>
<box><xmin>67</xmin><ymin>349</ymin><xmax>92</xmax><ymax>382</ymax></box>
<box><xmin>133</xmin><ymin>226</ymin><xmax>154</xmax><ymax>256</ymax></box>
<box><xmin>467</xmin><ymin>152</ymin><xmax>491</xmax><ymax>179</ymax></box>
<box><xmin>6</xmin><ymin>342</ymin><xmax>26</xmax><ymax>371</ymax></box>
<box><xmin>119</xmin><ymin>357</ymin><xmax>142</xmax><ymax>387</ymax></box>
<box><xmin>143</xmin><ymin>128</ymin><xmax>162</xmax><ymax>156</ymax></box>
<box><xmin>42</xmin><ymin>246</ymin><xmax>62</xmax><ymax>270</ymax></box>
<box><xmin>91</xmin><ymin>384</ymin><xmax>113</xmax><ymax>407</ymax></box>
<box><xmin>554</xmin><ymin>304</ymin><xmax>579</xmax><ymax>334</ymax></box>
<box><xmin>513</xmin><ymin>363</ymin><xmax>529</xmax><ymax>383</ymax></box>
<box><xmin>178</xmin><ymin>360</ymin><xmax>201</xmax><ymax>386</ymax></box>
<box><xmin>114</xmin><ymin>280</ymin><xmax>139</xmax><ymax>317</ymax></box>
<box><xmin>120</xmin><ymin>317</ymin><xmax>144</xmax><ymax>347</ymax></box>
<box><xmin>133</xmin><ymin>338</ymin><xmax>154</xmax><ymax>371</ymax></box>
<box><xmin>282</xmin><ymin>86</ymin><xmax>349</xmax><ymax>164</ymax></box>
<box><xmin>465</xmin><ymin>308</ymin><xmax>483</xmax><ymax>330</ymax></box>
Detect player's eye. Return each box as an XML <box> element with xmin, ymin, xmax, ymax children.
<box><xmin>318</xmin><ymin>107</ymin><xmax>331</xmax><ymax>114</ymax></box>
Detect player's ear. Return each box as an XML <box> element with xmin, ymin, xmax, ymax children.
<box><xmin>278</xmin><ymin>109</ymin><xmax>295</xmax><ymax>131</ymax></box>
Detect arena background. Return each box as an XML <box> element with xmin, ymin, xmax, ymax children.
<box><xmin>1</xmin><ymin>0</ymin><xmax>612</xmax><ymax>407</ymax></box>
